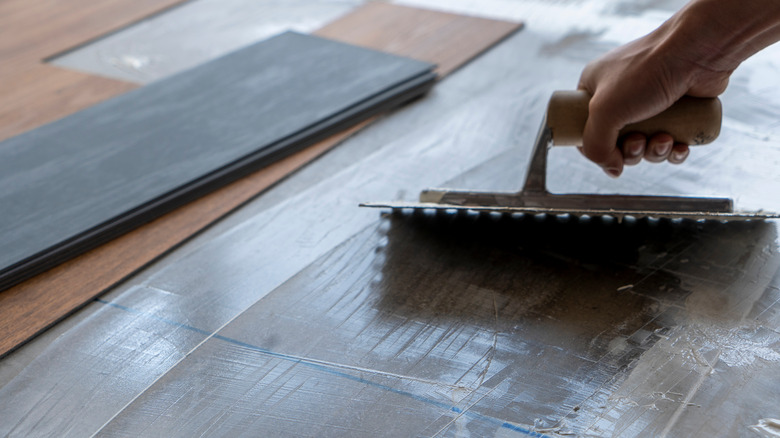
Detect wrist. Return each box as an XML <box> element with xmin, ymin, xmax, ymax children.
<box><xmin>661</xmin><ymin>0</ymin><xmax>780</xmax><ymax>73</ymax></box>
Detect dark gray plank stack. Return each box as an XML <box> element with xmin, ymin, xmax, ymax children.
<box><xmin>0</xmin><ymin>31</ymin><xmax>436</xmax><ymax>291</ymax></box>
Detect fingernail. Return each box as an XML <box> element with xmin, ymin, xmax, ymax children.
<box><xmin>604</xmin><ymin>167</ymin><xmax>621</xmax><ymax>178</ymax></box>
<box><xmin>626</xmin><ymin>139</ymin><xmax>644</xmax><ymax>157</ymax></box>
<box><xmin>670</xmin><ymin>149</ymin><xmax>689</xmax><ymax>162</ymax></box>
<box><xmin>656</xmin><ymin>141</ymin><xmax>672</xmax><ymax>156</ymax></box>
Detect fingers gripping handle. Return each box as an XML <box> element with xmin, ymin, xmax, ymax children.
<box><xmin>546</xmin><ymin>90</ymin><xmax>722</xmax><ymax>146</ymax></box>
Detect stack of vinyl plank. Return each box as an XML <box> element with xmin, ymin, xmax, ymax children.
<box><xmin>0</xmin><ymin>31</ymin><xmax>437</xmax><ymax>291</ymax></box>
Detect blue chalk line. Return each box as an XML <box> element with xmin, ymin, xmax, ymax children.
<box><xmin>97</xmin><ymin>298</ymin><xmax>550</xmax><ymax>437</ymax></box>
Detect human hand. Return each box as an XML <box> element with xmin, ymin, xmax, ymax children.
<box><xmin>577</xmin><ymin>2</ymin><xmax>734</xmax><ymax>177</ymax></box>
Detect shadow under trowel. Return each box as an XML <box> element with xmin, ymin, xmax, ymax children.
<box><xmin>373</xmin><ymin>211</ymin><xmax>779</xmax><ymax>361</ymax></box>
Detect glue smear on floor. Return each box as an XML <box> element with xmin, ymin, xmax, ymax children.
<box><xmin>750</xmin><ymin>418</ymin><xmax>780</xmax><ymax>437</ymax></box>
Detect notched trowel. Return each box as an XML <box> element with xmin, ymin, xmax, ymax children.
<box><xmin>361</xmin><ymin>90</ymin><xmax>780</xmax><ymax>221</ymax></box>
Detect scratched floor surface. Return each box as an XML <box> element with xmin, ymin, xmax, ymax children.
<box><xmin>2</xmin><ymin>1</ymin><xmax>780</xmax><ymax>437</ymax></box>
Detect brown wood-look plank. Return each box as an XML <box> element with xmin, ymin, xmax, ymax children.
<box><xmin>0</xmin><ymin>3</ymin><xmax>522</xmax><ymax>358</ymax></box>
<box><xmin>314</xmin><ymin>2</ymin><xmax>520</xmax><ymax>77</ymax></box>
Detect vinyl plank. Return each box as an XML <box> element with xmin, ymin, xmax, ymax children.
<box><xmin>0</xmin><ymin>4</ymin><xmax>522</xmax><ymax>358</ymax></box>
<box><xmin>313</xmin><ymin>2</ymin><xmax>520</xmax><ymax>77</ymax></box>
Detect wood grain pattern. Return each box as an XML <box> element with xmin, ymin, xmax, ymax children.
<box><xmin>0</xmin><ymin>3</ymin><xmax>522</xmax><ymax>358</ymax></box>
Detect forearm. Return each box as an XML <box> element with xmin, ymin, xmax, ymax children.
<box><xmin>666</xmin><ymin>0</ymin><xmax>780</xmax><ymax>74</ymax></box>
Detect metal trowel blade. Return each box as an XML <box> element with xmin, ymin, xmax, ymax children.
<box><xmin>359</xmin><ymin>201</ymin><xmax>780</xmax><ymax>222</ymax></box>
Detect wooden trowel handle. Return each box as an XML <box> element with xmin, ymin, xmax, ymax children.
<box><xmin>546</xmin><ymin>90</ymin><xmax>722</xmax><ymax>146</ymax></box>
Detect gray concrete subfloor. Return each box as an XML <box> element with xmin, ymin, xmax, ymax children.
<box><xmin>3</xmin><ymin>0</ymin><xmax>780</xmax><ymax>436</ymax></box>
